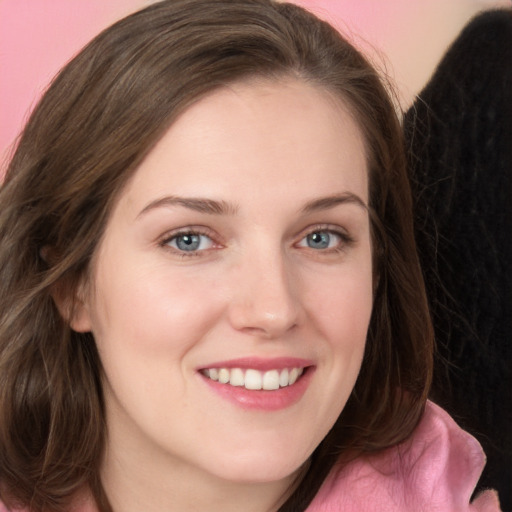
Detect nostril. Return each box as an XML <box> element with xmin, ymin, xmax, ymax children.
<box><xmin>226</xmin><ymin>271</ymin><xmax>301</xmax><ymax>337</ymax></box>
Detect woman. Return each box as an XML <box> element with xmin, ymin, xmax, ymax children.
<box><xmin>0</xmin><ymin>1</ymin><xmax>500</xmax><ymax>511</ymax></box>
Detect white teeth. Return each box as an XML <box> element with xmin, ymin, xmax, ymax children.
<box><xmin>262</xmin><ymin>370</ymin><xmax>280</xmax><ymax>390</ymax></box>
<box><xmin>279</xmin><ymin>368</ymin><xmax>289</xmax><ymax>387</ymax></box>
<box><xmin>244</xmin><ymin>369</ymin><xmax>262</xmax><ymax>390</ymax></box>
<box><xmin>229</xmin><ymin>368</ymin><xmax>244</xmax><ymax>387</ymax></box>
<box><xmin>218</xmin><ymin>368</ymin><xmax>230</xmax><ymax>384</ymax></box>
<box><xmin>202</xmin><ymin>367</ymin><xmax>305</xmax><ymax>390</ymax></box>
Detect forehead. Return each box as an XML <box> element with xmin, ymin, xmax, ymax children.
<box><xmin>119</xmin><ymin>77</ymin><xmax>368</xmax><ymax>214</ymax></box>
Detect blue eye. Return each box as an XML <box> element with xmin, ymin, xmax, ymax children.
<box><xmin>166</xmin><ymin>233</ymin><xmax>213</xmax><ymax>252</ymax></box>
<box><xmin>299</xmin><ymin>230</ymin><xmax>342</xmax><ymax>250</ymax></box>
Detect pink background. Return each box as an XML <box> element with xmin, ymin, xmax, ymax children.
<box><xmin>1</xmin><ymin>0</ymin><xmax>509</xmax><ymax>175</ymax></box>
<box><xmin>0</xmin><ymin>0</ymin><xmax>148</xmax><ymax>172</ymax></box>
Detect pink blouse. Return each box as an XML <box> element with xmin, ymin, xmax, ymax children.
<box><xmin>306</xmin><ymin>401</ymin><xmax>501</xmax><ymax>511</ymax></box>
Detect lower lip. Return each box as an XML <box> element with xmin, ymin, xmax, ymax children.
<box><xmin>200</xmin><ymin>368</ymin><xmax>314</xmax><ymax>411</ymax></box>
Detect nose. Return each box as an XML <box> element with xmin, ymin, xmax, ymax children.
<box><xmin>226</xmin><ymin>249</ymin><xmax>302</xmax><ymax>339</ymax></box>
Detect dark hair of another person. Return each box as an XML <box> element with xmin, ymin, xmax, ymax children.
<box><xmin>0</xmin><ymin>1</ymin><xmax>433</xmax><ymax>511</ymax></box>
<box><xmin>404</xmin><ymin>8</ymin><xmax>512</xmax><ymax>510</ymax></box>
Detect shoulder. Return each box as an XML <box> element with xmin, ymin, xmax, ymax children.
<box><xmin>307</xmin><ymin>401</ymin><xmax>501</xmax><ymax>512</ymax></box>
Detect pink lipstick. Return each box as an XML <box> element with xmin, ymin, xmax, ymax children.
<box><xmin>198</xmin><ymin>357</ymin><xmax>314</xmax><ymax>410</ymax></box>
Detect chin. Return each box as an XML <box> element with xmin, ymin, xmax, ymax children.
<box><xmin>203</xmin><ymin>445</ymin><xmax>310</xmax><ymax>485</ymax></box>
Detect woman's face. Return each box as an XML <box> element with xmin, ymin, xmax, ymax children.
<box><xmin>76</xmin><ymin>78</ymin><xmax>373</xmax><ymax>489</ymax></box>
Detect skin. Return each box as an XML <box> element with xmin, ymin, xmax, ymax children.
<box><xmin>71</xmin><ymin>78</ymin><xmax>374</xmax><ymax>512</ymax></box>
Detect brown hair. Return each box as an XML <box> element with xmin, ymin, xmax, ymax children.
<box><xmin>0</xmin><ymin>1</ymin><xmax>433</xmax><ymax>510</ymax></box>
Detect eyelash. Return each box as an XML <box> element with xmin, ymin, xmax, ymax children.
<box><xmin>159</xmin><ymin>225</ymin><xmax>354</xmax><ymax>258</ymax></box>
<box><xmin>296</xmin><ymin>224</ymin><xmax>355</xmax><ymax>254</ymax></box>
<box><xmin>159</xmin><ymin>227</ymin><xmax>219</xmax><ymax>258</ymax></box>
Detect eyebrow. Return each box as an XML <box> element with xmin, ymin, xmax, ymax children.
<box><xmin>138</xmin><ymin>196</ymin><xmax>239</xmax><ymax>217</ymax></box>
<box><xmin>300</xmin><ymin>193</ymin><xmax>368</xmax><ymax>214</ymax></box>
<box><xmin>138</xmin><ymin>192</ymin><xmax>367</xmax><ymax>218</ymax></box>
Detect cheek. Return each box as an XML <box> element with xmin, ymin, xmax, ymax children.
<box><xmin>299</xmin><ymin>262</ymin><xmax>373</xmax><ymax>446</ymax></box>
<box><xmin>318</xmin><ymin>279</ymin><xmax>372</xmax><ymax>377</ymax></box>
<box><xmin>305</xmin><ymin>261</ymin><xmax>373</xmax><ymax>347</ymax></box>
<box><xmin>89</xmin><ymin>259</ymin><xmax>226</xmax><ymax>359</ymax></box>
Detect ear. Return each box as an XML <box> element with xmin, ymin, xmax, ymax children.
<box><xmin>41</xmin><ymin>246</ymin><xmax>93</xmax><ymax>333</ymax></box>
<box><xmin>67</xmin><ymin>293</ymin><xmax>93</xmax><ymax>333</ymax></box>
<box><xmin>51</xmin><ymin>277</ymin><xmax>93</xmax><ymax>333</ymax></box>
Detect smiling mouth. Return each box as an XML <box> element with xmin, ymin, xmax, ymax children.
<box><xmin>200</xmin><ymin>367</ymin><xmax>305</xmax><ymax>391</ymax></box>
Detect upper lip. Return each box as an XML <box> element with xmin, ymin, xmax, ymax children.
<box><xmin>197</xmin><ymin>357</ymin><xmax>314</xmax><ymax>372</ymax></box>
